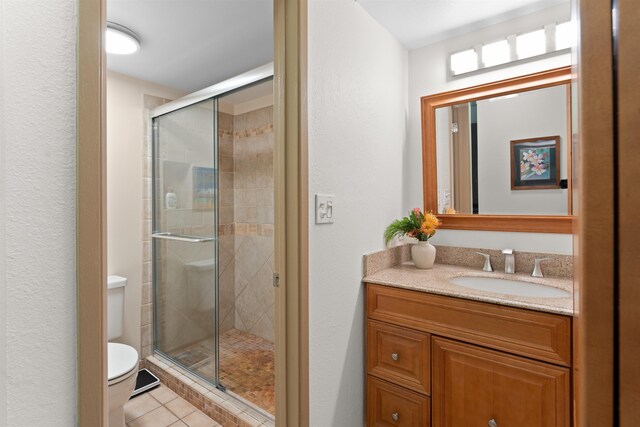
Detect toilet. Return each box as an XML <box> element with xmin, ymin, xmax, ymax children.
<box><xmin>108</xmin><ymin>275</ymin><xmax>139</xmax><ymax>427</ymax></box>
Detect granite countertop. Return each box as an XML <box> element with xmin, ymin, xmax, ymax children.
<box><xmin>363</xmin><ymin>262</ymin><xmax>573</xmax><ymax>316</ymax></box>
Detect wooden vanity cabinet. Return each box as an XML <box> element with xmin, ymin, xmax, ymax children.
<box><xmin>365</xmin><ymin>283</ymin><xmax>572</xmax><ymax>427</ymax></box>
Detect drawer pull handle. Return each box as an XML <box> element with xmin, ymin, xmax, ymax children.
<box><xmin>391</xmin><ymin>412</ymin><xmax>399</xmax><ymax>422</ymax></box>
<box><xmin>488</xmin><ymin>419</ymin><xmax>497</xmax><ymax>427</ymax></box>
<box><xmin>391</xmin><ymin>352</ymin><xmax>399</xmax><ymax>361</ymax></box>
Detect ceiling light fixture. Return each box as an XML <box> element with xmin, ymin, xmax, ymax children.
<box><xmin>106</xmin><ymin>22</ymin><xmax>140</xmax><ymax>55</ymax></box>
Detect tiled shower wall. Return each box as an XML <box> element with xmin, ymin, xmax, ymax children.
<box><xmin>141</xmin><ymin>101</ymin><xmax>274</xmax><ymax>359</ymax></box>
<box><xmin>232</xmin><ymin>106</ymin><xmax>275</xmax><ymax>342</ymax></box>
<box><xmin>218</xmin><ymin>112</ymin><xmax>236</xmax><ymax>334</ymax></box>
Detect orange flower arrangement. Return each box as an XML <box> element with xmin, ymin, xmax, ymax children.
<box><xmin>384</xmin><ymin>208</ymin><xmax>441</xmax><ymax>244</ymax></box>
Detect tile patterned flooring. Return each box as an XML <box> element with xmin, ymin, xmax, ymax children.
<box><xmin>171</xmin><ymin>329</ymin><xmax>275</xmax><ymax>415</ymax></box>
<box><xmin>125</xmin><ymin>385</ymin><xmax>220</xmax><ymax>427</ymax></box>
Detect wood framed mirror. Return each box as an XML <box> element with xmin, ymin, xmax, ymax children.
<box><xmin>421</xmin><ymin>66</ymin><xmax>573</xmax><ymax>233</ymax></box>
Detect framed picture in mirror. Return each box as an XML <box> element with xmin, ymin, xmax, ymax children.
<box><xmin>510</xmin><ymin>136</ymin><xmax>560</xmax><ymax>190</ymax></box>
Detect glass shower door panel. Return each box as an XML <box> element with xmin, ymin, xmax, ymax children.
<box><xmin>152</xmin><ymin>98</ymin><xmax>218</xmax><ymax>384</ymax></box>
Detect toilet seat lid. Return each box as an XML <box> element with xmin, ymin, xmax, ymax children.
<box><xmin>108</xmin><ymin>343</ymin><xmax>139</xmax><ymax>381</ymax></box>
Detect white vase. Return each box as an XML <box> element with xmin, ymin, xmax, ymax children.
<box><xmin>411</xmin><ymin>241</ymin><xmax>436</xmax><ymax>269</ymax></box>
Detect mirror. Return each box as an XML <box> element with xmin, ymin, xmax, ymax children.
<box><xmin>435</xmin><ymin>84</ymin><xmax>569</xmax><ymax>215</ymax></box>
<box><xmin>422</xmin><ymin>66</ymin><xmax>573</xmax><ymax>233</ymax></box>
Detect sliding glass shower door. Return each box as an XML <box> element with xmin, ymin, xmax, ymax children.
<box><xmin>152</xmin><ymin>98</ymin><xmax>219</xmax><ymax>385</ymax></box>
<box><xmin>149</xmin><ymin>74</ymin><xmax>276</xmax><ymax>416</ymax></box>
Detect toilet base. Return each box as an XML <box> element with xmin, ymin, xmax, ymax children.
<box><xmin>108</xmin><ymin>368</ymin><xmax>138</xmax><ymax>427</ymax></box>
<box><xmin>108</xmin><ymin>405</ymin><xmax>126</xmax><ymax>427</ymax></box>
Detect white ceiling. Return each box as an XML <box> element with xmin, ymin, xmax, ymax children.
<box><xmin>106</xmin><ymin>0</ymin><xmax>273</xmax><ymax>93</ymax></box>
<box><xmin>107</xmin><ymin>0</ymin><xmax>568</xmax><ymax>94</ymax></box>
<box><xmin>357</xmin><ymin>0</ymin><xmax>569</xmax><ymax>50</ymax></box>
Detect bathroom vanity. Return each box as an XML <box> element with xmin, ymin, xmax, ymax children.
<box><xmin>364</xmin><ymin>65</ymin><xmax>577</xmax><ymax>426</ymax></box>
<box><xmin>363</xmin><ymin>262</ymin><xmax>573</xmax><ymax>427</ymax></box>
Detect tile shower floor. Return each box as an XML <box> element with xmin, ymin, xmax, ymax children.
<box><xmin>172</xmin><ymin>329</ymin><xmax>275</xmax><ymax>415</ymax></box>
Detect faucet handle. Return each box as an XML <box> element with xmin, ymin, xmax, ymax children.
<box><xmin>475</xmin><ymin>252</ymin><xmax>493</xmax><ymax>272</ymax></box>
<box><xmin>532</xmin><ymin>257</ymin><xmax>552</xmax><ymax>278</ymax></box>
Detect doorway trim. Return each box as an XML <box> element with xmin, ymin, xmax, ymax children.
<box><xmin>274</xmin><ymin>0</ymin><xmax>309</xmax><ymax>424</ymax></box>
<box><xmin>77</xmin><ymin>0</ymin><xmax>107</xmax><ymax>425</ymax></box>
<box><xmin>617</xmin><ymin>0</ymin><xmax>640</xmax><ymax>423</ymax></box>
<box><xmin>574</xmin><ymin>0</ymin><xmax>640</xmax><ymax>425</ymax></box>
<box><xmin>76</xmin><ymin>0</ymin><xmax>309</xmax><ymax>425</ymax></box>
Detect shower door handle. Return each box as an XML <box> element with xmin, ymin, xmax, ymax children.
<box><xmin>152</xmin><ymin>232</ymin><xmax>215</xmax><ymax>243</ymax></box>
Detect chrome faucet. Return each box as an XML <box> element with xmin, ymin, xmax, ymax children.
<box><xmin>532</xmin><ymin>257</ymin><xmax>552</xmax><ymax>278</ymax></box>
<box><xmin>502</xmin><ymin>249</ymin><xmax>515</xmax><ymax>274</ymax></box>
<box><xmin>475</xmin><ymin>252</ymin><xmax>493</xmax><ymax>272</ymax></box>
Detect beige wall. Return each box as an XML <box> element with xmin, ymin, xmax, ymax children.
<box><xmin>107</xmin><ymin>71</ymin><xmax>184</xmax><ymax>355</ymax></box>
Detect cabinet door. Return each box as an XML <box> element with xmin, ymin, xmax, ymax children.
<box><xmin>432</xmin><ymin>337</ymin><xmax>570</xmax><ymax>427</ymax></box>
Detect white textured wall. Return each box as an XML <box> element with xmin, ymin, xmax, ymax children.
<box><xmin>107</xmin><ymin>72</ymin><xmax>184</xmax><ymax>354</ymax></box>
<box><xmin>308</xmin><ymin>0</ymin><xmax>408</xmax><ymax>424</ymax></box>
<box><xmin>407</xmin><ymin>4</ymin><xmax>573</xmax><ymax>252</ymax></box>
<box><xmin>0</xmin><ymin>0</ymin><xmax>78</xmax><ymax>425</ymax></box>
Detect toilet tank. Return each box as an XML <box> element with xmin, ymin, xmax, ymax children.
<box><xmin>107</xmin><ymin>275</ymin><xmax>127</xmax><ymax>341</ymax></box>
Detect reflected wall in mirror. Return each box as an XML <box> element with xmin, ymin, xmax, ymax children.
<box><xmin>422</xmin><ymin>66</ymin><xmax>573</xmax><ymax>233</ymax></box>
<box><xmin>435</xmin><ymin>85</ymin><xmax>569</xmax><ymax>215</ymax></box>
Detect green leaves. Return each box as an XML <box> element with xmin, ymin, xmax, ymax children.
<box><xmin>384</xmin><ymin>217</ymin><xmax>414</xmax><ymax>244</ymax></box>
<box><xmin>384</xmin><ymin>210</ymin><xmax>422</xmax><ymax>244</ymax></box>
<box><xmin>408</xmin><ymin>209</ymin><xmax>422</xmax><ymax>227</ymax></box>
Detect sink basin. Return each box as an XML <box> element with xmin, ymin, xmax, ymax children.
<box><xmin>450</xmin><ymin>276</ymin><xmax>570</xmax><ymax>298</ymax></box>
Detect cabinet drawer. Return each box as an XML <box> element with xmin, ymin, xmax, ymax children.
<box><xmin>367</xmin><ymin>376</ymin><xmax>431</xmax><ymax>427</ymax></box>
<box><xmin>432</xmin><ymin>337</ymin><xmax>570</xmax><ymax>427</ymax></box>
<box><xmin>367</xmin><ymin>320</ymin><xmax>430</xmax><ymax>395</ymax></box>
<box><xmin>367</xmin><ymin>284</ymin><xmax>571</xmax><ymax>366</ymax></box>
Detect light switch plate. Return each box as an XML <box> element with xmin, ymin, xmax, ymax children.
<box><xmin>315</xmin><ymin>194</ymin><xmax>335</xmax><ymax>224</ymax></box>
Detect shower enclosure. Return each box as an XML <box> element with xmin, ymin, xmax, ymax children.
<box><xmin>151</xmin><ymin>65</ymin><xmax>275</xmax><ymax>415</ymax></box>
